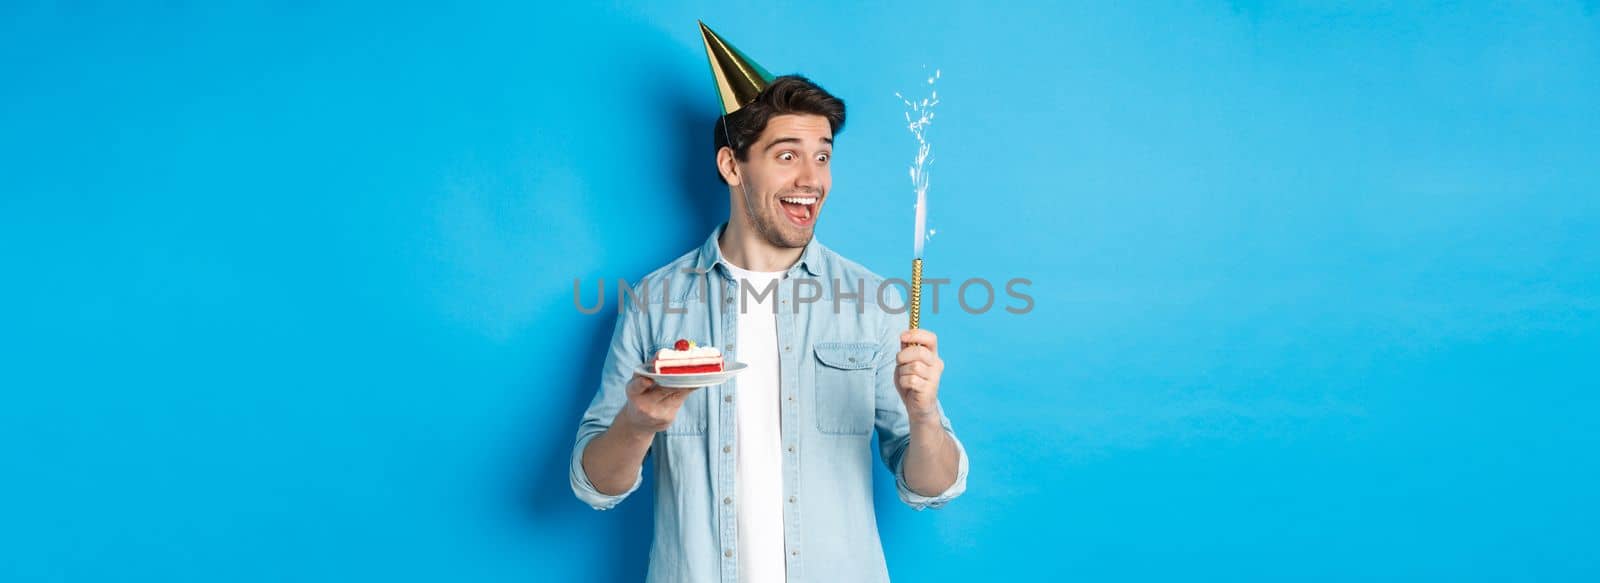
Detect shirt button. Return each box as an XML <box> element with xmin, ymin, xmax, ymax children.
<box><xmin>723</xmin><ymin>497</ymin><xmax>732</xmax><ymax>505</ymax></box>
<box><xmin>724</xmin><ymin>395</ymin><xmax>733</xmax><ymax>403</ymax></box>
<box><xmin>791</xmin><ymin>549</ymin><xmax>799</xmax><ymax>556</ymax></box>
<box><xmin>725</xmin><ymin>550</ymin><xmax>733</xmax><ymax>558</ymax></box>
<box><xmin>784</xmin><ymin>345</ymin><xmax>791</xmax><ymax>352</ymax></box>
<box><xmin>725</xmin><ymin>297</ymin><xmax>734</xmax><ymax>304</ymax></box>
<box><xmin>787</xmin><ymin>445</ymin><xmax>795</xmax><ymax>453</ymax></box>
<box><xmin>723</xmin><ymin>445</ymin><xmax>732</xmax><ymax>453</ymax></box>
<box><xmin>787</xmin><ymin>395</ymin><xmax>794</xmax><ymax>401</ymax></box>
<box><xmin>788</xmin><ymin>496</ymin><xmax>797</xmax><ymax>503</ymax></box>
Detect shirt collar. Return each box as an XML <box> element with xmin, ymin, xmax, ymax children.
<box><xmin>697</xmin><ymin>222</ymin><xmax>824</xmax><ymax>278</ymax></box>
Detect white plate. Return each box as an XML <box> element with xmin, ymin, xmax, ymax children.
<box><xmin>636</xmin><ymin>362</ymin><xmax>748</xmax><ymax>389</ymax></box>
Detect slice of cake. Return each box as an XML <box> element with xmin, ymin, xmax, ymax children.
<box><xmin>654</xmin><ymin>338</ymin><xmax>723</xmax><ymax>374</ymax></box>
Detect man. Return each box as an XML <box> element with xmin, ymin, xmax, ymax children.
<box><xmin>569</xmin><ymin>23</ymin><xmax>969</xmax><ymax>583</ymax></box>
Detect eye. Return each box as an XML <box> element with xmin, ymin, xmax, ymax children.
<box><xmin>778</xmin><ymin>151</ymin><xmax>796</xmax><ymax>162</ymax></box>
<box><xmin>816</xmin><ymin>152</ymin><xmax>830</xmax><ymax>163</ymax></box>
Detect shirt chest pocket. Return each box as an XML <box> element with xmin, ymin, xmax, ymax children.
<box><xmin>812</xmin><ymin>342</ymin><xmax>878</xmax><ymax>436</ymax></box>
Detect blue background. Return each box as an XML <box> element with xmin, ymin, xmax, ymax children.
<box><xmin>3</xmin><ymin>2</ymin><xmax>1597</xmax><ymax>581</ymax></box>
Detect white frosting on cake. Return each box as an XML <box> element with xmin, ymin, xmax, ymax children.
<box><xmin>656</xmin><ymin>346</ymin><xmax>721</xmax><ymax>360</ymax></box>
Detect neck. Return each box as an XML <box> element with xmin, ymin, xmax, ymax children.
<box><xmin>719</xmin><ymin>218</ymin><xmax>803</xmax><ymax>273</ymax></box>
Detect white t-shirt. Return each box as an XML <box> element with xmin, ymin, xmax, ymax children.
<box><xmin>723</xmin><ymin>259</ymin><xmax>787</xmax><ymax>583</ymax></box>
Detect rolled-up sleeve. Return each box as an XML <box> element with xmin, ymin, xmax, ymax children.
<box><xmin>569</xmin><ymin>290</ymin><xmax>650</xmax><ymax>510</ymax></box>
<box><xmin>878</xmin><ymin>404</ymin><xmax>971</xmax><ymax>510</ymax></box>
<box><xmin>872</xmin><ymin>285</ymin><xmax>970</xmax><ymax>511</ymax></box>
<box><xmin>570</xmin><ymin>433</ymin><xmax>643</xmax><ymax>511</ymax></box>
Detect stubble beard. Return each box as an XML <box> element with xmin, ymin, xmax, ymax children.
<box><xmin>740</xmin><ymin>181</ymin><xmax>814</xmax><ymax>249</ymax></box>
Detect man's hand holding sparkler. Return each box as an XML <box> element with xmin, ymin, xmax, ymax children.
<box><xmin>895</xmin><ymin>328</ymin><xmax>944</xmax><ymax>422</ymax></box>
<box><xmin>895</xmin><ymin>327</ymin><xmax>959</xmax><ymax>497</ymax></box>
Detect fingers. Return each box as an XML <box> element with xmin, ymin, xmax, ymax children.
<box><xmin>653</xmin><ymin>385</ymin><xmax>695</xmax><ymax>405</ymax></box>
<box><xmin>896</xmin><ymin>363</ymin><xmax>939</xmax><ymax>391</ymax></box>
<box><xmin>896</xmin><ymin>344</ymin><xmax>940</xmax><ymax>367</ymax></box>
<box><xmin>630</xmin><ymin>375</ymin><xmax>679</xmax><ymax>406</ymax></box>
<box><xmin>896</xmin><ymin>360</ymin><xmax>930</xmax><ymax>377</ymax></box>
<box><xmin>621</xmin><ymin>373</ymin><xmax>704</xmax><ymax>432</ymax></box>
<box><xmin>628</xmin><ymin>374</ymin><xmax>658</xmax><ymax>396</ymax></box>
<box><xmin>896</xmin><ymin>371</ymin><xmax>928</xmax><ymax>390</ymax></box>
<box><xmin>630</xmin><ymin>373</ymin><xmax>707</xmax><ymax>408</ymax></box>
<box><xmin>665</xmin><ymin>387</ymin><xmax>695</xmax><ymax>404</ymax></box>
<box><xmin>899</xmin><ymin>328</ymin><xmax>938</xmax><ymax>351</ymax></box>
<box><xmin>895</xmin><ymin>353</ymin><xmax>941</xmax><ymax>411</ymax></box>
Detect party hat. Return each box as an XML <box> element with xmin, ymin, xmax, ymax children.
<box><xmin>699</xmin><ymin>21</ymin><xmax>775</xmax><ymax>115</ymax></box>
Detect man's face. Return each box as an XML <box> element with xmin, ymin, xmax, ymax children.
<box><xmin>728</xmin><ymin>113</ymin><xmax>833</xmax><ymax>249</ymax></box>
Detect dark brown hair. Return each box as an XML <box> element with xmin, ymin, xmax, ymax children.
<box><xmin>713</xmin><ymin>75</ymin><xmax>846</xmax><ymax>184</ymax></box>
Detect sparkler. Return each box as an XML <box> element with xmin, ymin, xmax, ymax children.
<box><xmin>896</xmin><ymin>68</ymin><xmax>939</xmax><ymax>329</ymax></box>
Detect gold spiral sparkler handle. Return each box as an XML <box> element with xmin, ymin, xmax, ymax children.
<box><xmin>910</xmin><ymin>258</ymin><xmax>923</xmax><ymax>330</ymax></box>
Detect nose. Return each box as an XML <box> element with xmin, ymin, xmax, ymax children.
<box><xmin>794</xmin><ymin>160</ymin><xmax>819</xmax><ymax>191</ymax></box>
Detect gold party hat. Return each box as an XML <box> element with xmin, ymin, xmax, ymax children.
<box><xmin>699</xmin><ymin>21</ymin><xmax>775</xmax><ymax>115</ymax></box>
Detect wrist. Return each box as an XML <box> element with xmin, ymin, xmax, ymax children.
<box><xmin>612</xmin><ymin>408</ymin><xmax>660</xmax><ymax>441</ymax></box>
<box><xmin>908</xmin><ymin>409</ymin><xmax>943</xmax><ymax>432</ymax></box>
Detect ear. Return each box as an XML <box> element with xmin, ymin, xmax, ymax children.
<box><xmin>717</xmin><ymin>146</ymin><xmax>743</xmax><ymax>187</ymax></box>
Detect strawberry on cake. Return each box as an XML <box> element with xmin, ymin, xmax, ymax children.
<box><xmin>654</xmin><ymin>339</ymin><xmax>724</xmax><ymax>374</ymax></box>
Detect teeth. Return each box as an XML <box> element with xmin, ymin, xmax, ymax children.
<box><xmin>780</xmin><ymin>197</ymin><xmax>817</xmax><ymax>205</ymax></box>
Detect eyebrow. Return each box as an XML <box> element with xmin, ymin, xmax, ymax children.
<box><xmin>763</xmin><ymin>136</ymin><xmax>834</xmax><ymax>152</ymax></box>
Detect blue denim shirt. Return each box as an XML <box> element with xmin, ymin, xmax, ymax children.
<box><xmin>570</xmin><ymin>223</ymin><xmax>970</xmax><ymax>583</ymax></box>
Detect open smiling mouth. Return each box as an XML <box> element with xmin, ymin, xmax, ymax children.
<box><xmin>778</xmin><ymin>194</ymin><xmax>818</xmax><ymax>227</ymax></box>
